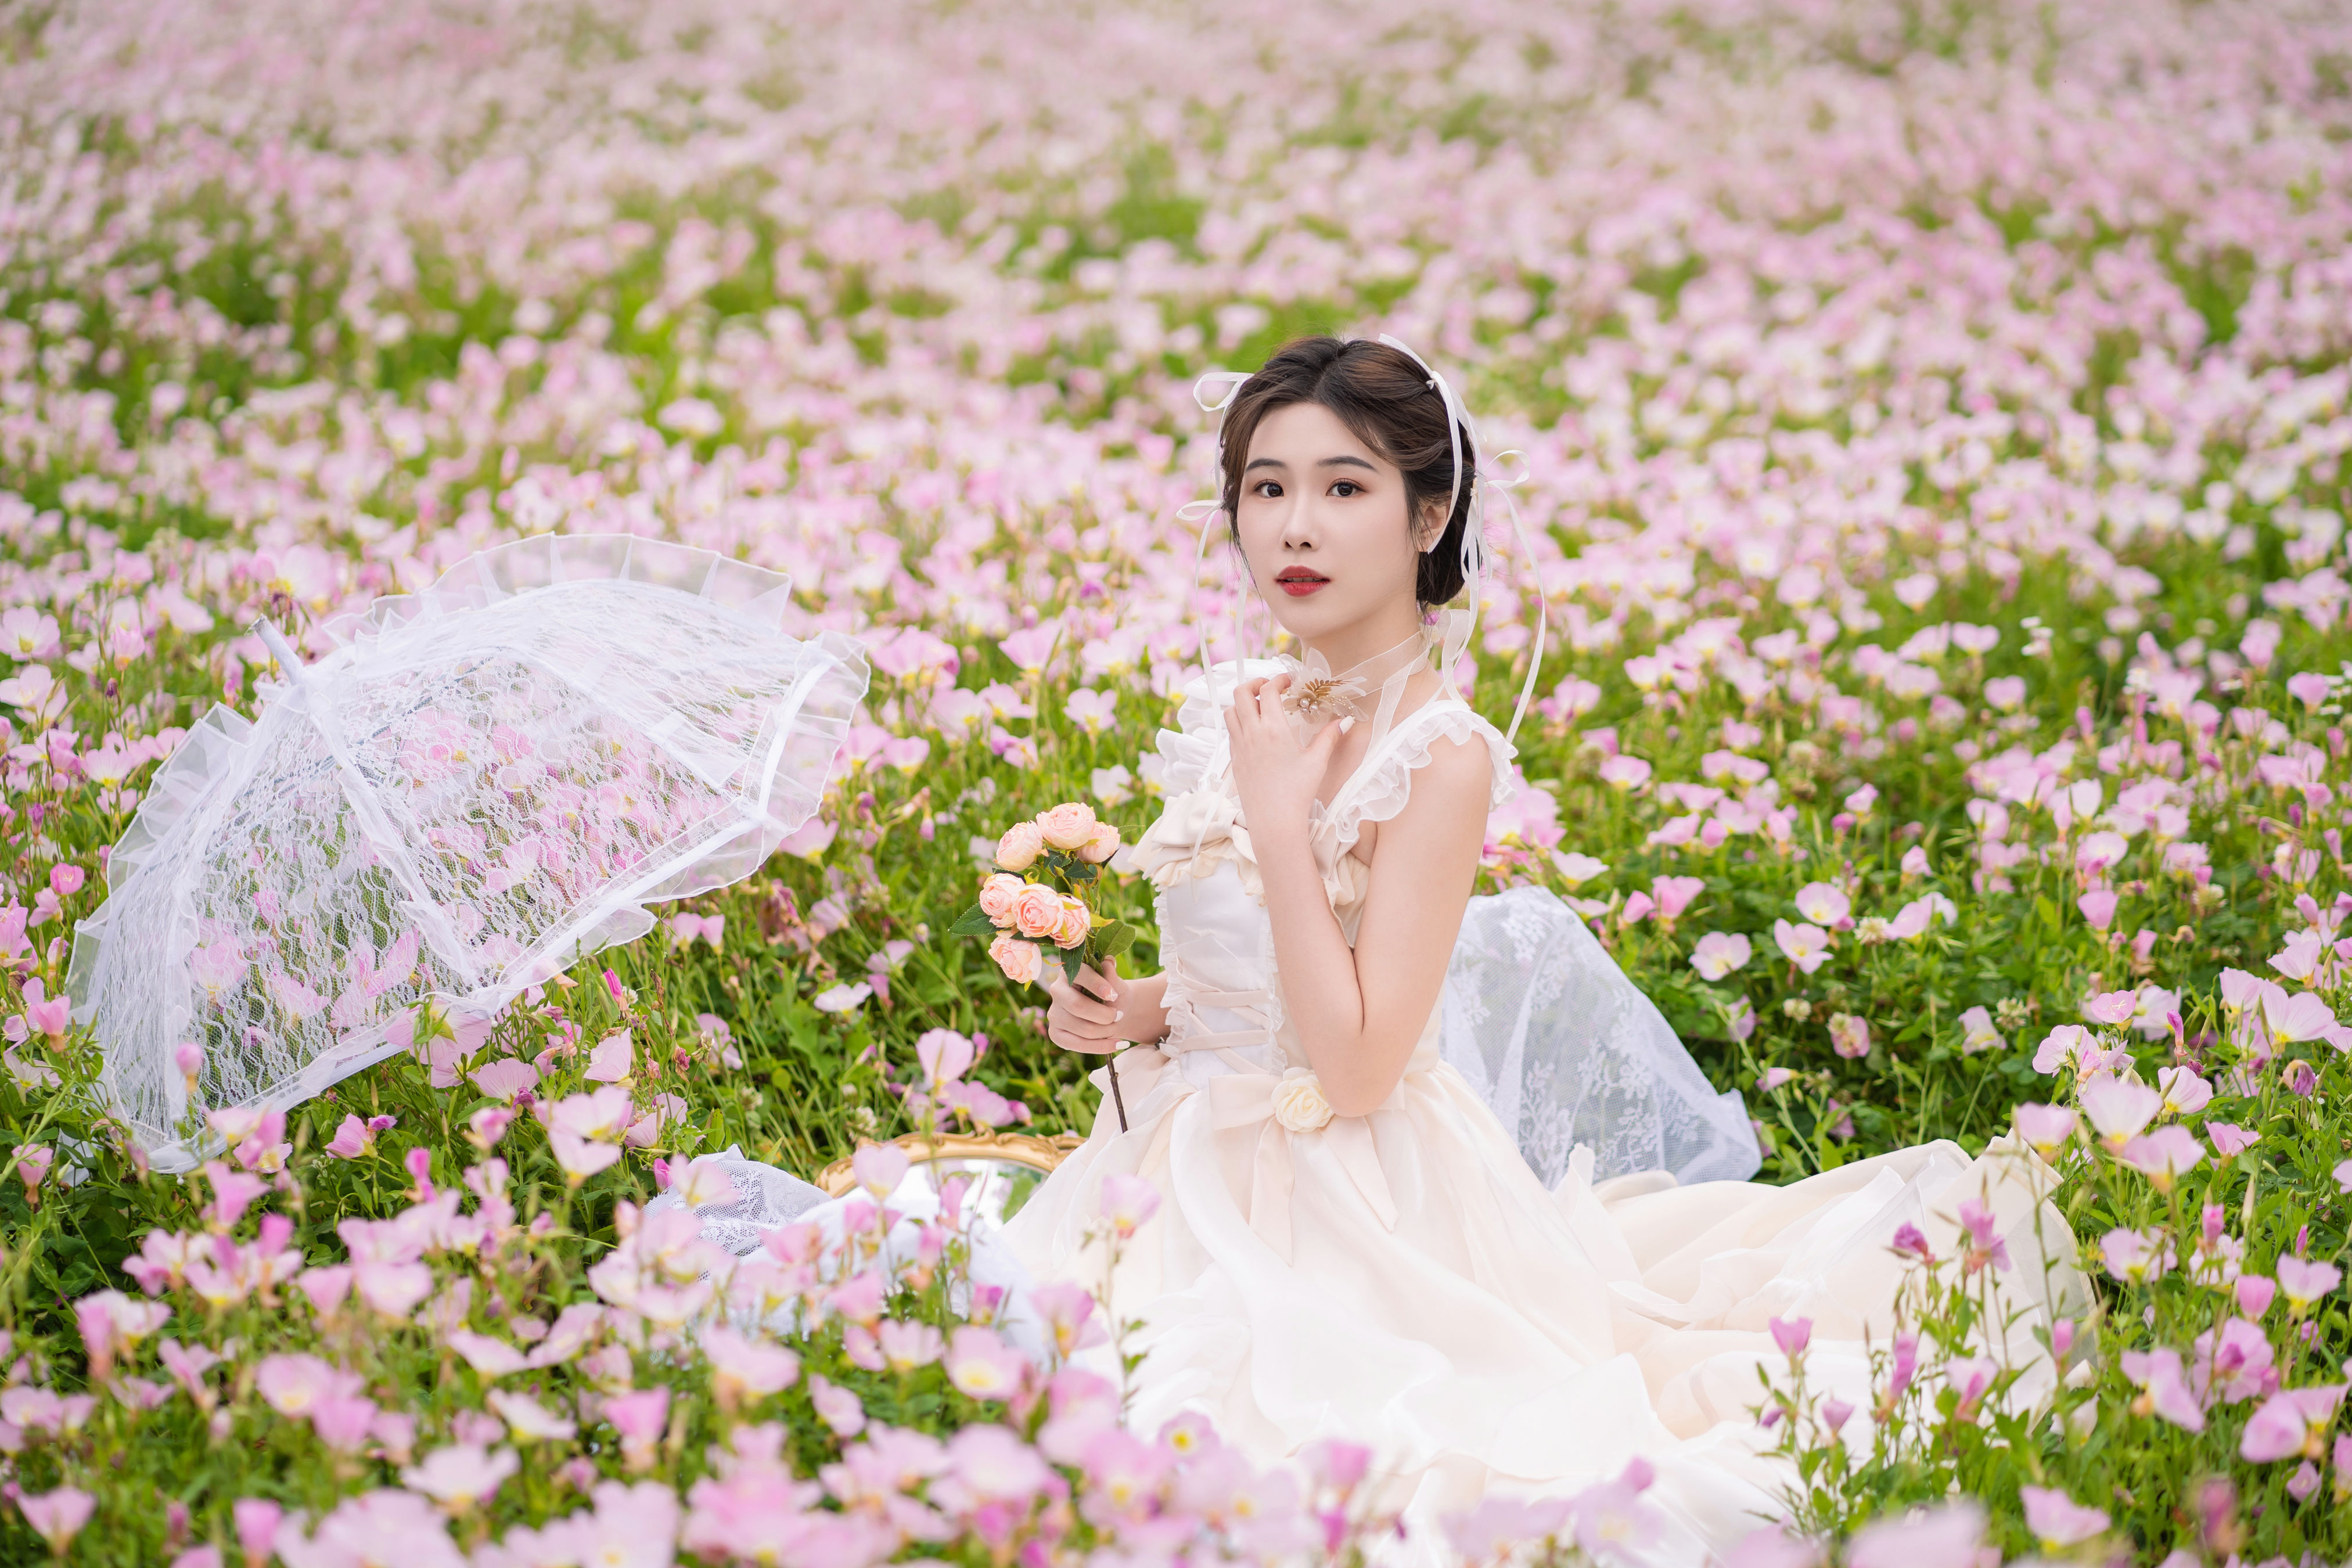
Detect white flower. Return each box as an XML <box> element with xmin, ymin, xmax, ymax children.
<box><xmin>1552</xmin><ymin>852</ymin><xmax>1611</xmax><ymax>887</ymax></box>
<box><xmin>1271</xmin><ymin>1069</ymin><xmax>1334</xmax><ymax>1133</ymax></box>
<box><xmin>814</xmin><ymin>983</ymin><xmax>872</xmax><ymax>1013</ymax></box>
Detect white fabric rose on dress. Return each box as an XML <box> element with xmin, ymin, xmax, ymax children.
<box><xmin>1271</xmin><ymin>1068</ymin><xmax>1334</xmax><ymax>1133</ymax></box>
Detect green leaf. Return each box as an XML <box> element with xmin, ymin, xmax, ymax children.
<box><xmin>948</xmin><ymin>905</ymin><xmax>998</xmax><ymax>938</ymax></box>
<box><xmin>1057</xmin><ymin>944</ymin><xmax>1087</xmax><ymax>983</ymax></box>
<box><xmin>1092</xmin><ymin>921</ymin><xmax>1136</xmax><ymax>958</ymax></box>
<box><xmin>1064</xmin><ymin>861</ymin><xmax>1099</xmax><ymax>884</ymax></box>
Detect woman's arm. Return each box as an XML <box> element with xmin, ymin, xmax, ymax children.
<box><xmin>1227</xmin><ymin>677</ymin><xmax>1488</xmax><ymax>1117</ymax></box>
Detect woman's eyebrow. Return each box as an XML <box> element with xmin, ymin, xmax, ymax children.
<box><xmin>1316</xmin><ymin>455</ymin><xmax>1378</xmax><ymax>471</ymax></box>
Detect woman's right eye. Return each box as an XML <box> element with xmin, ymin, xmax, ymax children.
<box><xmin>1251</xmin><ymin>480</ymin><xmax>1283</xmax><ymax>498</ymax></box>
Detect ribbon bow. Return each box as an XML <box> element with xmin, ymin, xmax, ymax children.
<box><xmin>1205</xmin><ymin>1072</ymin><xmax>1398</xmax><ymax>1262</ymax></box>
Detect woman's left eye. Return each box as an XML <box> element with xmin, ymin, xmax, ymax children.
<box><xmin>1330</xmin><ymin>480</ymin><xmax>1361</xmax><ymax>497</ymax></box>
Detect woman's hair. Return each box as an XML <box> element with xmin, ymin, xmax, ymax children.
<box><xmin>1217</xmin><ymin>336</ymin><xmax>1477</xmax><ymax>605</ymax></box>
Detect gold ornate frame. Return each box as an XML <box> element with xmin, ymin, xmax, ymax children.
<box><xmin>813</xmin><ymin>1129</ymin><xmax>1087</xmax><ymax>1197</ymax></box>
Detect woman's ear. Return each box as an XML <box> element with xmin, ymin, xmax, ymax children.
<box><xmin>1411</xmin><ymin>495</ymin><xmax>1450</xmax><ymax>555</ymax></box>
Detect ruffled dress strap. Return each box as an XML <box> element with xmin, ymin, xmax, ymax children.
<box><xmin>1315</xmin><ymin>696</ymin><xmax>1516</xmax><ymax>863</ymax></box>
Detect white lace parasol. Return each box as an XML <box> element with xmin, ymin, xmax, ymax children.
<box><xmin>69</xmin><ymin>534</ymin><xmax>868</xmax><ymax>1171</ymax></box>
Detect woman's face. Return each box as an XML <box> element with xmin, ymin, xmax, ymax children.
<box><xmin>1233</xmin><ymin>400</ymin><xmax>1439</xmax><ymax>651</ymax></box>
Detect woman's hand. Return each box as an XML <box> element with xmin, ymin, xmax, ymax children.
<box><xmin>1044</xmin><ymin>962</ymin><xmax>1171</xmax><ymax>1055</ymax></box>
<box><xmin>1227</xmin><ymin>674</ymin><xmax>1343</xmax><ymax>835</ymax></box>
<box><xmin>1044</xmin><ymin>961</ymin><xmax>1127</xmax><ymax>1055</ymax></box>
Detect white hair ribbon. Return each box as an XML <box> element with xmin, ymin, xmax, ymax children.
<box><xmin>1192</xmin><ymin>369</ymin><xmax>1249</xmax><ymax>413</ymax></box>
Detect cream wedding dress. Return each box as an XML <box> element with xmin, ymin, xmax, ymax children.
<box><xmin>999</xmin><ymin>671</ymin><xmax>2085</xmax><ymax>1563</ymax></box>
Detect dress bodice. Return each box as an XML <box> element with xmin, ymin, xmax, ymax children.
<box><xmin>1128</xmin><ymin>661</ymin><xmax>1515</xmax><ymax>1101</ymax></box>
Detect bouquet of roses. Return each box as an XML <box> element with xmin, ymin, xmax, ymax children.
<box><xmin>951</xmin><ymin>801</ymin><xmax>1138</xmax><ymax>1127</ymax></box>
<box><xmin>952</xmin><ymin>801</ymin><xmax>1133</xmax><ymax>984</ymax></box>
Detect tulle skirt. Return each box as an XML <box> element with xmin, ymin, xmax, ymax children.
<box><xmin>1001</xmin><ymin>1046</ymin><xmax>2083</xmax><ymax>1565</ymax></box>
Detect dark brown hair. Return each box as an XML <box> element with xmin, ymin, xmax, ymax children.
<box><xmin>1216</xmin><ymin>336</ymin><xmax>1477</xmax><ymax>605</ymax></box>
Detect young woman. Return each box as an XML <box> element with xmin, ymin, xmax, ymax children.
<box><xmin>999</xmin><ymin>337</ymin><xmax>2083</xmax><ymax>1561</ymax></box>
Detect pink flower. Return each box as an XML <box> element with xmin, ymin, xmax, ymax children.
<box><xmin>257</xmin><ymin>1353</ymin><xmax>361</xmax><ymax>1417</ymax></box>
<box><xmin>2079</xmin><ymin>1074</ymin><xmax>2162</xmax><ymax>1148</ymax></box>
<box><xmin>1793</xmin><ymin>883</ymin><xmax>1849</xmax><ymax>926</ymax></box>
<box><xmin>2156</xmin><ymin>1066</ymin><xmax>2213</xmax><ymax>1116</ymax></box>
<box><xmin>1050</xmin><ymin>893</ymin><xmax>1092</xmax><ymax>950</ymax></box>
<box><xmin>2120</xmin><ymin>1347</ymin><xmax>2206</xmax><ymax>1432</ymax></box>
<box><xmin>2102</xmin><ymin>1227</ymin><xmax>2173</xmax><ymax>1284</ymax></box>
<box><xmin>2031</xmin><ymin>1023</ymin><xmax>2098</xmax><ymax>1075</ymax></box>
<box><xmin>916</xmin><ymin>1028</ymin><xmax>977</xmax><ymax>1085</ymax></box>
<box><xmin>976</xmin><ymin>873</ymin><xmax>1024</xmax><ymax>927</ymax></box>
<box><xmin>1772</xmin><ymin>919</ymin><xmax>1830</xmax><ymax>974</ymax></box>
<box><xmin>2083</xmin><ymin>989</ymin><xmax>2140</xmax><ymax>1026</ymax></box>
<box><xmin>2012</xmin><ymin>1102</ymin><xmax>2077</xmax><ymax>1156</ymax></box>
<box><xmin>17</xmin><ymin>1487</ymin><xmax>95</xmax><ymax>1553</ymax></box>
<box><xmin>945</xmin><ymin>1325</ymin><xmax>1029</xmax><ymax>1401</ymax></box>
<box><xmin>487</xmin><ymin>1390</ymin><xmax>577</xmax><ymax>1443</ymax></box>
<box><xmin>1035</xmin><ymin>801</ymin><xmax>1099</xmax><ymax>852</ymax></box>
<box><xmin>323</xmin><ymin>1114</ymin><xmax>373</xmax><ymax>1159</ymax></box>
<box><xmin>1030</xmin><ymin>1282</ymin><xmax>1108</xmax><ymax>1360</ymax></box>
<box><xmin>1078</xmin><ymin>821</ymin><xmax>1121</xmax><ymax>864</ymax></box>
<box><xmin>2077</xmin><ymin>889</ymin><xmax>2119</xmax><ymax>930</ymax></box>
<box><xmin>2021</xmin><ymin>1486</ymin><xmax>2109</xmax><ymax>1548</ymax></box>
<box><xmin>1689</xmin><ymin>932</ymin><xmax>1752</xmax><ymax>981</ymax></box>
<box><xmin>2236</xmin><ymin>1274</ymin><xmax>2277</xmax><ymax>1319</ymax></box>
<box><xmin>584</xmin><ymin>1031</ymin><xmax>633</xmax><ymax>1083</ymax></box>
<box><xmin>401</xmin><ymin>1444</ymin><xmax>519</xmax><ymax>1512</ymax></box>
<box><xmin>2277</xmin><ymin>1254</ymin><xmax>2343</xmax><ymax>1314</ymax></box>
<box><xmin>989</xmin><ymin>934</ymin><xmax>1042</xmax><ymax>986</ymax></box>
<box><xmin>1596</xmin><ymin>754</ymin><xmax>1651</xmax><ymax>792</ymax></box>
<box><xmin>1826</xmin><ymin>1013</ymin><xmax>1870</xmax><ymax>1059</ymax></box>
<box><xmin>2263</xmin><ymin>986</ymin><xmax>2336</xmax><ymax>1045</ymax></box>
<box><xmin>808</xmin><ymin>1373</ymin><xmax>866</xmax><ymax>1437</ymax></box>
<box><xmin>445</xmin><ymin>1330</ymin><xmax>528</xmax><ymax>1379</ymax></box>
<box><xmin>1846</xmin><ymin>1500</ymin><xmax>1983</xmax><ymax>1568</ymax></box>
<box><xmin>274</xmin><ymin>1489</ymin><xmax>462</xmax><ymax>1568</ymax></box>
<box><xmin>1955</xmin><ymin>1197</ymin><xmax>2010</xmax><ymax>1274</ymax></box>
<box><xmin>2240</xmin><ymin>1385</ymin><xmax>2346</xmax><ymax>1463</ymax></box>
<box><xmin>1098</xmin><ymin>1173</ymin><xmax>1160</xmax><ymax>1238</ymax></box>
<box><xmin>995</xmin><ymin>821</ymin><xmax>1044</xmax><ymax>871</ymax></box>
<box><xmin>1009</xmin><ymin>883</ymin><xmax>1063</xmax><ymax>941</ymax></box>
<box><xmin>2119</xmin><ymin>1126</ymin><xmax>2205</xmax><ymax>1193</ymax></box>
<box><xmin>850</xmin><ymin>1141</ymin><xmax>909</xmax><ymax>1199</ymax></box>
<box><xmin>2208</xmin><ymin>1122</ymin><xmax>2260</xmax><ymax>1157</ymax></box>
<box><xmin>1652</xmin><ymin>876</ymin><xmax>1704</xmax><ymax>925</ymax></box>
<box><xmin>877</xmin><ymin>1319</ymin><xmax>944</xmax><ymax>1372</ymax></box>
<box><xmin>603</xmin><ymin>1387</ymin><xmax>670</xmax><ymax>1469</ymax></box>
<box><xmin>233</xmin><ymin>1499</ymin><xmax>282</xmax><ymax>1564</ymax></box>
<box><xmin>1768</xmin><ymin>1315</ymin><xmax>1811</xmax><ymax>1358</ymax></box>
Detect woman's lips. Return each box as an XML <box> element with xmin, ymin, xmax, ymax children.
<box><xmin>1276</xmin><ymin>571</ymin><xmax>1328</xmax><ymax>598</ymax></box>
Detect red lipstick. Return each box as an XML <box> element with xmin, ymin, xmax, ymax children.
<box><xmin>1275</xmin><ymin>567</ymin><xmax>1328</xmax><ymax>598</ymax></box>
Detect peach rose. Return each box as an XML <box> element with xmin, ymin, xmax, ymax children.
<box><xmin>1011</xmin><ymin>883</ymin><xmax>1064</xmax><ymax>940</ymax></box>
<box><xmin>976</xmin><ymin>872</ymin><xmax>1024</xmax><ymax>927</ymax></box>
<box><xmin>1051</xmin><ymin>895</ymin><xmax>1092</xmax><ymax>950</ymax></box>
<box><xmin>1270</xmin><ymin>1069</ymin><xmax>1334</xmax><ymax>1133</ymax></box>
<box><xmin>996</xmin><ymin>821</ymin><xmax>1044</xmax><ymax>872</ymax></box>
<box><xmin>1035</xmin><ymin>801</ymin><xmax>1099</xmax><ymax>853</ymax></box>
<box><xmin>1077</xmin><ymin>821</ymin><xmax>1121</xmax><ymax>865</ymax></box>
<box><xmin>989</xmin><ymin>931</ymin><xmax>1042</xmax><ymax>986</ymax></box>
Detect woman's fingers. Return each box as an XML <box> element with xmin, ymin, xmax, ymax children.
<box><xmin>1045</xmin><ymin>976</ymin><xmax>1117</xmax><ymax>1024</ymax></box>
<box><xmin>1073</xmin><ymin>965</ymin><xmax>1121</xmax><ymax>1006</ymax></box>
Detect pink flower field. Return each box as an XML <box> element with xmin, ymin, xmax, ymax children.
<box><xmin>2</xmin><ymin>0</ymin><xmax>2351</xmax><ymax>1561</ymax></box>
